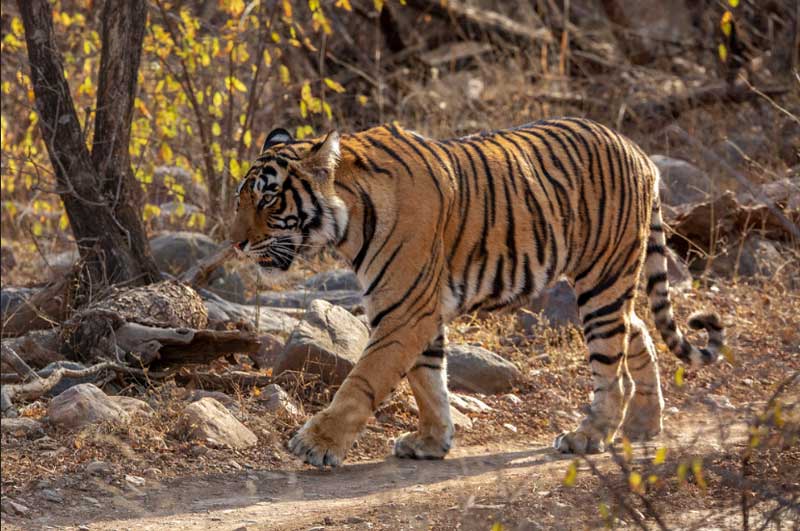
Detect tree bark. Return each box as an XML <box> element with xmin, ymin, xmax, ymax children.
<box><xmin>17</xmin><ymin>0</ymin><xmax>160</xmax><ymax>297</ymax></box>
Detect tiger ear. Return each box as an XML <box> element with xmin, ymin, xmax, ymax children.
<box><xmin>299</xmin><ymin>131</ymin><xmax>340</xmax><ymax>183</ymax></box>
<box><xmin>262</xmin><ymin>127</ymin><xmax>293</xmax><ymax>152</ymax></box>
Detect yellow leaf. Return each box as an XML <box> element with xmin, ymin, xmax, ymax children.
<box><xmin>279</xmin><ymin>65</ymin><xmax>290</xmax><ymax>85</ymax></box>
<box><xmin>271</xmin><ymin>31</ymin><xmax>281</xmax><ymax>43</ymax></box>
<box><xmin>83</xmin><ymin>40</ymin><xmax>92</xmax><ymax>54</ymax></box>
<box><xmin>143</xmin><ymin>204</ymin><xmax>161</xmax><ymax>222</ymax></box>
<box><xmin>674</xmin><ymin>366</ymin><xmax>685</xmax><ymax>387</ymax></box>
<box><xmin>232</xmin><ymin>77</ymin><xmax>247</xmax><ymax>92</ymax></box>
<box><xmin>32</xmin><ymin>221</ymin><xmax>43</xmax><ymax>237</ymax></box>
<box><xmin>263</xmin><ymin>49</ymin><xmax>272</xmax><ymax>67</ymax></box>
<box><xmin>323</xmin><ymin>101</ymin><xmax>332</xmax><ymax>120</ymax></box>
<box><xmin>677</xmin><ymin>462</ymin><xmax>688</xmax><ymax>483</ymax></box>
<box><xmin>243</xmin><ymin>130</ymin><xmax>252</xmax><ymax>148</ymax></box>
<box><xmin>212</xmin><ymin>122</ymin><xmax>221</xmax><ymax>136</ymax></box>
<box><xmin>252</xmin><ymin>387</ymin><xmax>261</xmax><ymax>397</ymax></box>
<box><xmin>653</xmin><ymin>446</ymin><xmax>667</xmax><ymax>465</ymax></box>
<box><xmin>373</xmin><ymin>0</ymin><xmax>384</xmax><ymax>12</ymax></box>
<box><xmin>230</xmin><ymin>158</ymin><xmax>242</xmax><ymax>179</ymax></box>
<box><xmin>160</xmin><ymin>143</ymin><xmax>174</xmax><ymax>163</ymax></box>
<box><xmin>720</xmin><ymin>11</ymin><xmax>733</xmax><ymax>37</ymax></box>
<box><xmin>282</xmin><ymin>0</ymin><xmax>292</xmax><ymax>18</ymax></box>
<box><xmin>563</xmin><ymin>460</ymin><xmax>577</xmax><ymax>486</ymax></box>
<box><xmin>357</xmin><ymin>94</ymin><xmax>368</xmax><ymax>106</ymax></box>
<box><xmin>622</xmin><ymin>436</ymin><xmax>632</xmax><ymax>462</ymax></box>
<box><xmin>490</xmin><ymin>523</ymin><xmax>504</xmax><ymax>531</ymax></box>
<box><xmin>718</xmin><ymin>43</ymin><xmax>728</xmax><ymax>62</ymax></box>
<box><xmin>648</xmin><ymin>474</ymin><xmax>658</xmax><ymax>484</ymax></box>
<box><xmin>58</xmin><ymin>213</ymin><xmax>69</xmax><ymax>231</ymax></box>
<box><xmin>692</xmin><ymin>458</ymin><xmax>707</xmax><ymax>491</ymax></box>
<box><xmin>213</xmin><ymin>91</ymin><xmax>223</xmax><ymax>107</ymax></box>
<box><xmin>728</xmin><ymin>0</ymin><xmax>739</xmax><ymax>6</ymax></box>
<box><xmin>335</xmin><ymin>0</ymin><xmax>352</xmax><ymax>10</ymax></box>
<box><xmin>323</xmin><ymin>77</ymin><xmax>346</xmax><ymax>93</ymax></box>
<box><xmin>628</xmin><ymin>471</ymin><xmax>642</xmax><ymax>491</ymax></box>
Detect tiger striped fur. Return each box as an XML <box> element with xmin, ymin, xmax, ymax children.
<box><xmin>230</xmin><ymin>119</ymin><xmax>726</xmax><ymax>466</ymax></box>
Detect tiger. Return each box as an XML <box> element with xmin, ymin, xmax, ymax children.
<box><xmin>230</xmin><ymin>118</ymin><xmax>726</xmax><ymax>467</ymax></box>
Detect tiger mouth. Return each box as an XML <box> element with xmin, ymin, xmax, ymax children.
<box><xmin>237</xmin><ymin>236</ymin><xmax>296</xmax><ymax>271</ymax></box>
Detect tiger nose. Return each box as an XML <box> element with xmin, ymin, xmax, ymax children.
<box><xmin>235</xmin><ymin>239</ymin><xmax>249</xmax><ymax>250</ymax></box>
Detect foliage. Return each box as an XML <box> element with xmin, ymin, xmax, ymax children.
<box><xmin>1</xmin><ymin>0</ymin><xmax>385</xmax><ymax>241</ymax></box>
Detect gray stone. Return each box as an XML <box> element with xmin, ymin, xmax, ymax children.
<box><xmin>0</xmin><ymin>498</ymin><xmax>29</xmax><ymax>516</ymax></box>
<box><xmin>249</xmin><ymin>334</ymin><xmax>284</xmax><ymax>370</ymax></box>
<box><xmin>502</xmin><ymin>393</ymin><xmax>522</xmax><ymax>405</ymax></box>
<box><xmin>202</xmin><ymin>290</ymin><xmax>299</xmax><ymax>334</ymax></box>
<box><xmin>1</xmin><ymin>417</ymin><xmax>45</xmax><ymax>439</ymax></box>
<box><xmin>449</xmin><ymin>393</ymin><xmax>492</xmax><ymax>414</ymax></box>
<box><xmin>450</xmin><ymin>406</ymin><xmax>472</xmax><ymax>431</ymax></box>
<box><xmin>46</xmin><ymin>249</ymin><xmax>80</xmax><ymax>276</ymax></box>
<box><xmin>519</xmin><ymin>280</ymin><xmax>580</xmax><ymax>332</ymax></box>
<box><xmin>259</xmin><ymin>384</ymin><xmax>303</xmax><ymax>419</ymax></box>
<box><xmin>150</xmin><ymin>232</ymin><xmax>246</xmax><ymax>303</ymax></box>
<box><xmin>715</xmin><ymin>130</ymin><xmax>769</xmax><ymax>169</ymax></box>
<box><xmin>85</xmin><ymin>461</ymin><xmax>112</xmax><ymax>476</ymax></box>
<box><xmin>42</xmin><ymin>488</ymin><xmax>63</xmax><ymax>503</ymax></box>
<box><xmin>47</xmin><ymin>384</ymin><xmax>151</xmax><ymax>430</ymax></box>
<box><xmin>249</xmin><ymin>289</ymin><xmax>363</xmax><ymax>313</ymax></box>
<box><xmin>1</xmin><ymin>245</ymin><xmax>16</xmax><ymax>274</ymax></box>
<box><xmin>446</xmin><ymin>345</ymin><xmax>522</xmax><ymax>394</ymax></box>
<box><xmin>303</xmin><ymin>269</ymin><xmax>361</xmax><ymax>292</ymax></box>
<box><xmin>710</xmin><ymin>236</ymin><xmax>784</xmax><ymax>278</ymax></box>
<box><xmin>275</xmin><ymin>299</ymin><xmax>369</xmax><ymax>385</ymax></box>
<box><xmin>175</xmin><ymin>397</ymin><xmax>257</xmax><ymax>449</ymax></box>
<box><xmin>651</xmin><ymin>155</ymin><xmax>712</xmax><ymax>206</ymax></box>
<box><xmin>186</xmin><ymin>390</ymin><xmax>239</xmax><ymax>412</ymax></box>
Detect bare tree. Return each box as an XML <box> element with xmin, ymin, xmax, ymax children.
<box><xmin>17</xmin><ymin>0</ymin><xmax>160</xmax><ymax>295</ymax></box>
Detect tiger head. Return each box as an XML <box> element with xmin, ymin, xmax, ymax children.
<box><xmin>230</xmin><ymin>128</ymin><xmax>348</xmax><ymax>270</ymax></box>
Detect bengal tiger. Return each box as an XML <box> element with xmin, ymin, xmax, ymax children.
<box><xmin>230</xmin><ymin>119</ymin><xmax>725</xmax><ymax>467</ymax></box>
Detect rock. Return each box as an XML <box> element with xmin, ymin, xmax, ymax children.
<box><xmin>259</xmin><ymin>384</ymin><xmax>303</xmax><ymax>419</ymax></box>
<box><xmin>249</xmin><ymin>289</ymin><xmax>363</xmax><ymax>313</ymax></box>
<box><xmin>46</xmin><ymin>248</ymin><xmax>80</xmax><ymax>276</ymax></box>
<box><xmin>450</xmin><ymin>406</ymin><xmax>472</xmax><ymax>431</ymax></box>
<box><xmin>651</xmin><ymin>155</ymin><xmax>712</xmax><ymax>206</ymax></box>
<box><xmin>249</xmin><ymin>334</ymin><xmax>284</xmax><ymax>370</ymax></box>
<box><xmin>1</xmin><ymin>417</ymin><xmax>45</xmax><ymax>439</ymax></box>
<box><xmin>186</xmin><ymin>390</ymin><xmax>239</xmax><ymax>412</ymax></box>
<box><xmin>703</xmin><ymin>394</ymin><xmax>736</xmax><ymax>411</ymax></box>
<box><xmin>202</xmin><ymin>291</ymin><xmax>299</xmax><ymax>334</ymax></box>
<box><xmin>502</xmin><ymin>393</ymin><xmax>522</xmax><ymax>405</ymax></box>
<box><xmin>715</xmin><ymin>129</ymin><xmax>769</xmax><ymax>169</ymax></box>
<box><xmin>0</xmin><ymin>286</ymin><xmax>36</xmax><ymax>317</ymax></box>
<box><xmin>519</xmin><ymin>280</ymin><xmax>580</xmax><ymax>332</ymax></box>
<box><xmin>739</xmin><ymin>177</ymin><xmax>800</xmax><ymax>211</ymax></box>
<box><xmin>85</xmin><ymin>461</ymin><xmax>112</xmax><ymax>476</ymax></box>
<box><xmin>710</xmin><ymin>235</ymin><xmax>784</xmax><ymax>278</ymax></box>
<box><xmin>150</xmin><ymin>232</ymin><xmax>246</xmax><ymax>303</ymax></box>
<box><xmin>175</xmin><ymin>397</ymin><xmax>257</xmax><ymax>449</ymax></box>
<box><xmin>303</xmin><ymin>269</ymin><xmax>361</xmax><ymax>292</ymax></box>
<box><xmin>449</xmin><ymin>393</ymin><xmax>492</xmax><ymax>414</ymax></box>
<box><xmin>446</xmin><ymin>345</ymin><xmax>521</xmax><ymax>394</ymax></box>
<box><xmin>0</xmin><ymin>498</ymin><xmax>29</xmax><ymax>516</ymax></box>
<box><xmin>274</xmin><ymin>300</ymin><xmax>369</xmax><ymax>385</ymax></box>
<box><xmin>38</xmin><ymin>361</ymin><xmax>92</xmax><ymax>397</ymax></box>
<box><xmin>42</xmin><ymin>488</ymin><xmax>63</xmax><ymax>503</ymax></box>
<box><xmin>125</xmin><ymin>474</ymin><xmax>146</xmax><ymax>487</ymax></box>
<box><xmin>47</xmin><ymin>384</ymin><xmax>151</xmax><ymax>430</ymax></box>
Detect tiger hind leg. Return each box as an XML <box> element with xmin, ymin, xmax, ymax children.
<box><xmin>554</xmin><ymin>278</ymin><xmax>636</xmax><ymax>454</ymax></box>
<box><xmin>621</xmin><ymin>313</ymin><xmax>664</xmax><ymax>440</ymax></box>
<box><xmin>394</xmin><ymin>332</ymin><xmax>454</xmax><ymax>459</ymax></box>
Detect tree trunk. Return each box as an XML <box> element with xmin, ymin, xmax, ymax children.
<box><xmin>17</xmin><ymin>0</ymin><xmax>160</xmax><ymax>298</ymax></box>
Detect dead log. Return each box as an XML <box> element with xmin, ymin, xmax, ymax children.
<box><xmin>406</xmin><ymin>0</ymin><xmax>553</xmax><ymax>46</ymax></box>
<box><xmin>0</xmin><ymin>330</ymin><xmax>64</xmax><ymax>370</ymax></box>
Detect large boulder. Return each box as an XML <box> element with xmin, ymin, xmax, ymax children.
<box><xmin>303</xmin><ymin>269</ymin><xmax>361</xmax><ymax>292</ymax></box>
<box><xmin>274</xmin><ymin>299</ymin><xmax>369</xmax><ymax>385</ymax></box>
<box><xmin>651</xmin><ymin>155</ymin><xmax>712</xmax><ymax>206</ymax></box>
<box><xmin>150</xmin><ymin>232</ymin><xmax>246</xmax><ymax>303</ymax></box>
<box><xmin>249</xmin><ymin>289</ymin><xmax>363</xmax><ymax>314</ymax></box>
<box><xmin>202</xmin><ymin>290</ymin><xmax>298</xmax><ymax>334</ymax></box>
<box><xmin>174</xmin><ymin>397</ymin><xmax>257</xmax><ymax>449</ymax></box>
<box><xmin>709</xmin><ymin>235</ymin><xmax>785</xmax><ymax>279</ymax></box>
<box><xmin>47</xmin><ymin>384</ymin><xmax>152</xmax><ymax>430</ymax></box>
<box><xmin>446</xmin><ymin>345</ymin><xmax>521</xmax><ymax>394</ymax></box>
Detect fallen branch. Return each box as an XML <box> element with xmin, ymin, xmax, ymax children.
<box><xmin>406</xmin><ymin>0</ymin><xmax>553</xmax><ymax>45</ymax></box>
<box><xmin>0</xmin><ymin>329</ymin><xmax>63</xmax><ymax>370</ymax></box>
<box><xmin>1</xmin><ymin>274</ymin><xmax>70</xmax><ymax>338</ymax></box>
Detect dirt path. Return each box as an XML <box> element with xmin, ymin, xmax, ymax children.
<box><xmin>4</xmin><ymin>410</ymin><xmax>759</xmax><ymax>531</ymax></box>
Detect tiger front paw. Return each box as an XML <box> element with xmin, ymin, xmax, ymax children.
<box><xmin>393</xmin><ymin>430</ymin><xmax>453</xmax><ymax>460</ymax></box>
<box><xmin>553</xmin><ymin>426</ymin><xmax>607</xmax><ymax>454</ymax></box>
<box><xmin>288</xmin><ymin>411</ymin><xmax>352</xmax><ymax>468</ymax></box>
